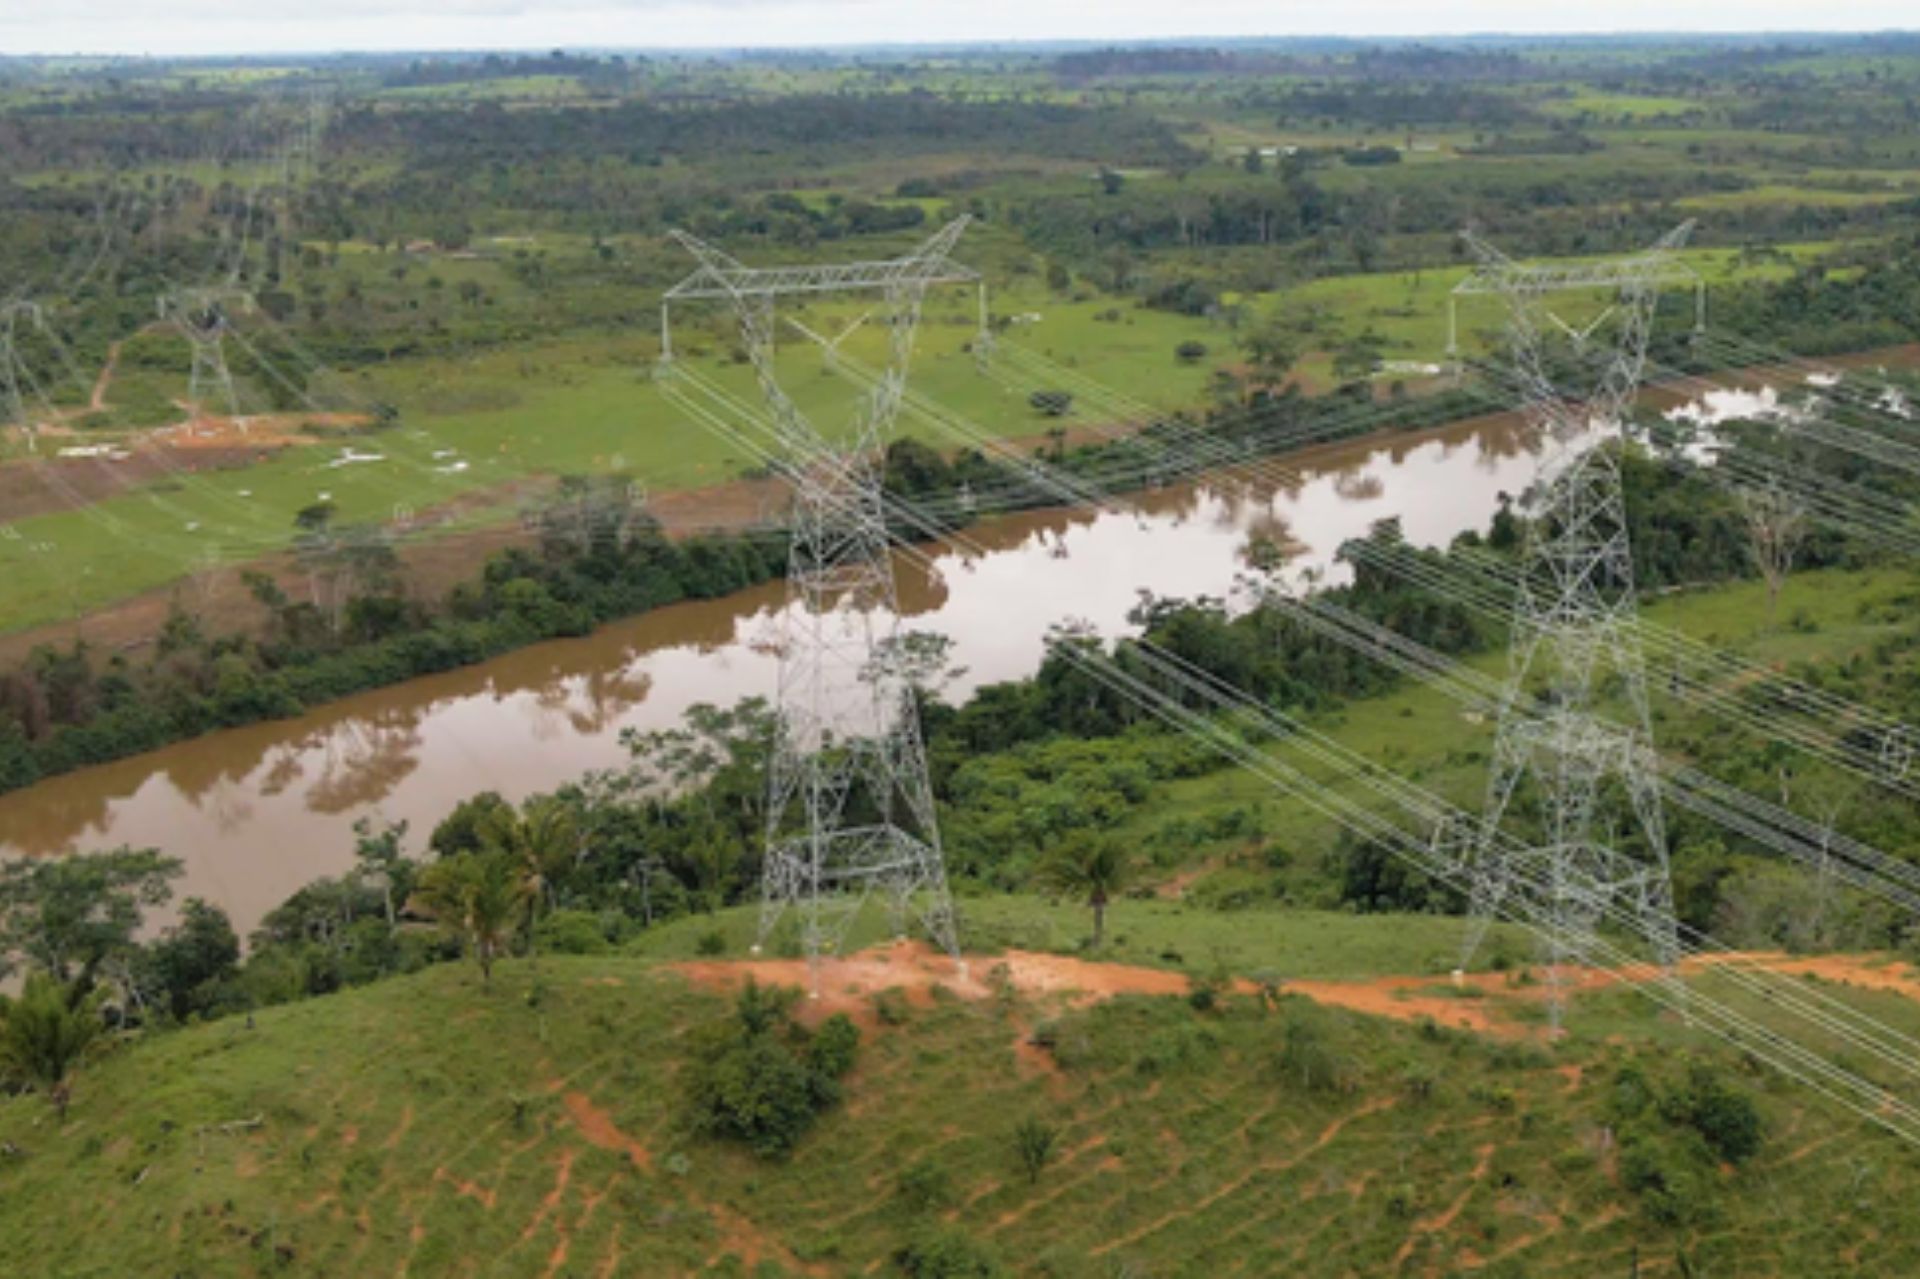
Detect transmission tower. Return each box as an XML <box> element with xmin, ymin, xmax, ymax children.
<box><xmin>158</xmin><ymin>286</ymin><xmax>252</xmax><ymax>422</ymax></box>
<box><xmin>1452</xmin><ymin>225</ymin><xmax>1702</xmax><ymax>1026</ymax></box>
<box><xmin>0</xmin><ymin>300</ymin><xmax>46</xmax><ymax>444</ymax></box>
<box><xmin>661</xmin><ymin>220</ymin><xmax>979</xmax><ymax>988</ymax></box>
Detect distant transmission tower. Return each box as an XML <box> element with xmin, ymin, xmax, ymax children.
<box><xmin>661</xmin><ymin>220</ymin><xmax>979</xmax><ymax>988</ymax></box>
<box><xmin>158</xmin><ymin>286</ymin><xmax>252</xmax><ymax>422</ymax></box>
<box><xmin>0</xmin><ymin>299</ymin><xmax>47</xmax><ymax>445</ymax></box>
<box><xmin>1452</xmin><ymin>225</ymin><xmax>1702</xmax><ymax>1026</ymax></box>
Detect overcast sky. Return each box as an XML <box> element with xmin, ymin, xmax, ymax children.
<box><xmin>4</xmin><ymin>1</ymin><xmax>1917</xmax><ymax>59</ymax></box>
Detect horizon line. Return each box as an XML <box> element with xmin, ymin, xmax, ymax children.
<box><xmin>8</xmin><ymin>27</ymin><xmax>1920</xmax><ymax>63</ymax></box>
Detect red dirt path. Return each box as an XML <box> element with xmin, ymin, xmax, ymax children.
<box><xmin>669</xmin><ymin>940</ymin><xmax>1920</xmax><ymax>1040</ymax></box>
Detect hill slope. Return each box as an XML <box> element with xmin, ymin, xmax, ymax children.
<box><xmin>4</xmin><ymin>908</ymin><xmax>1920</xmax><ymax>1277</ymax></box>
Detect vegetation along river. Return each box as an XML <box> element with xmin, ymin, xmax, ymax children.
<box><xmin>0</xmin><ymin>412</ymin><xmax>1538</xmax><ymax>934</ymax></box>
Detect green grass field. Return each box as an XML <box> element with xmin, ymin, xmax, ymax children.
<box><xmin>0</xmin><ymin>277</ymin><xmax>1227</xmax><ymax>631</ymax></box>
<box><xmin>0</xmin><ymin>233</ymin><xmax>1855</xmax><ymax>636</ymax></box>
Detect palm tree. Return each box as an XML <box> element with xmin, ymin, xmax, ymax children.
<box><xmin>1035</xmin><ymin>835</ymin><xmax>1133</xmax><ymax>950</ymax></box>
<box><xmin>479</xmin><ymin>798</ymin><xmax>581</xmax><ymax>964</ymax></box>
<box><xmin>417</xmin><ymin>852</ymin><xmax>529</xmax><ymax>987</ymax></box>
<box><xmin>0</xmin><ymin>974</ymin><xmax>105</xmax><ymax>1120</ymax></box>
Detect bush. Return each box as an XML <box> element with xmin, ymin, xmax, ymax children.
<box><xmin>686</xmin><ymin>1030</ymin><xmax>818</xmax><ymax>1158</ymax></box>
<box><xmin>1133</xmin><ymin>1024</ymin><xmax>1218</xmax><ymax>1077</ymax></box>
<box><xmin>892</xmin><ymin>1229</ymin><xmax>1005</xmax><ymax>1277</ymax></box>
<box><xmin>1278</xmin><ymin>1006</ymin><xmax>1352</xmax><ymax>1094</ymax></box>
<box><xmin>1175</xmin><ymin>340</ymin><xmax>1209</xmax><ymax>364</ymax></box>
<box><xmin>1620</xmin><ymin>1133</ymin><xmax>1711</xmax><ymax>1227</ymax></box>
<box><xmin>871</xmin><ymin>988</ymin><xmax>912</xmax><ymax>1026</ymax></box>
<box><xmin>1663</xmin><ymin>1064</ymin><xmax>1763</xmax><ymax>1164</ymax></box>
<box><xmin>683</xmin><ymin>980</ymin><xmax>860</xmax><ymax>1158</ymax></box>
<box><xmin>695</xmin><ymin>929</ymin><xmax>727</xmax><ymax>956</ymax></box>
<box><xmin>1028</xmin><ymin>390</ymin><xmax>1074</xmax><ymax>417</ymax></box>
<box><xmin>1011</xmin><ymin>1116</ymin><xmax>1058</xmax><ymax>1184</ymax></box>
<box><xmin>807</xmin><ymin>1013</ymin><xmax>861</xmax><ymax>1082</ymax></box>
<box><xmin>895</xmin><ymin>1158</ymin><xmax>953</xmax><ymax>1213</ymax></box>
<box><xmin>535</xmin><ymin>909</ymin><xmax>610</xmax><ymax>955</ymax></box>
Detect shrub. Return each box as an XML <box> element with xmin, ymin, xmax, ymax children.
<box><xmin>807</xmin><ymin>1013</ymin><xmax>862</xmax><ymax>1083</ymax></box>
<box><xmin>1663</xmin><ymin>1064</ymin><xmax>1763</xmax><ymax>1164</ymax></box>
<box><xmin>1011</xmin><ymin>1116</ymin><xmax>1058</xmax><ymax>1184</ymax></box>
<box><xmin>871</xmin><ymin>988</ymin><xmax>912</xmax><ymax>1026</ymax></box>
<box><xmin>1133</xmin><ymin>1024</ymin><xmax>1217</xmax><ymax>1077</ymax></box>
<box><xmin>1279</xmin><ymin>1007</ymin><xmax>1352</xmax><ymax>1094</ymax></box>
<box><xmin>1175</xmin><ymin>340</ymin><xmax>1209</xmax><ymax>364</ymax></box>
<box><xmin>694</xmin><ymin>929</ymin><xmax>727</xmax><ymax>957</ymax></box>
<box><xmin>1620</xmin><ymin>1134</ymin><xmax>1710</xmax><ymax>1227</ymax></box>
<box><xmin>1028</xmin><ymin>390</ymin><xmax>1073</xmax><ymax>417</ymax></box>
<box><xmin>535</xmin><ymin>909</ymin><xmax>610</xmax><ymax>955</ymax></box>
<box><xmin>1608</xmin><ymin>1064</ymin><xmax>1656</xmax><ymax>1123</ymax></box>
<box><xmin>892</xmin><ymin>1229</ymin><xmax>1005</xmax><ymax>1277</ymax></box>
<box><xmin>895</xmin><ymin>1158</ymin><xmax>952</xmax><ymax>1213</ymax></box>
<box><xmin>685</xmin><ymin>1025</ymin><xmax>818</xmax><ymax>1158</ymax></box>
<box><xmin>683</xmin><ymin>980</ymin><xmax>859</xmax><ymax>1158</ymax></box>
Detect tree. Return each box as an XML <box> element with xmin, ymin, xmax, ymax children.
<box><xmin>1011</xmin><ymin>1116</ymin><xmax>1057</xmax><ymax>1184</ymax></box>
<box><xmin>292</xmin><ymin>504</ymin><xmax>397</xmax><ymax>638</ymax></box>
<box><xmin>1332</xmin><ymin>329</ymin><xmax>1387</xmax><ymax>384</ymax></box>
<box><xmin>1034</xmin><ymin>834</ymin><xmax>1132</xmax><ymax>949</ymax></box>
<box><xmin>864</xmin><ymin>631</ymin><xmax>966</xmax><ymax>711</ymax></box>
<box><xmin>526</xmin><ymin>474</ymin><xmax>644</xmax><ymax>560</ymax></box>
<box><xmin>1028</xmin><ymin>390</ymin><xmax>1073</xmax><ymax>418</ymax></box>
<box><xmin>415</xmin><ymin>851</ymin><xmax>528</xmax><ymax>987</ymax></box>
<box><xmin>1239</xmin><ymin>318</ymin><xmax>1300</xmax><ymax>393</ymax></box>
<box><xmin>0</xmin><ymin>973</ymin><xmax>105</xmax><ymax>1120</ymax></box>
<box><xmin>429</xmin><ymin>791</ymin><xmax>514</xmax><ymax>859</ymax></box>
<box><xmin>478</xmin><ymin>797</ymin><xmax>582</xmax><ymax>964</ymax></box>
<box><xmin>1737</xmin><ymin>480</ymin><xmax>1807</xmax><ymax>625</ymax></box>
<box><xmin>0</xmin><ymin>848</ymin><xmax>181</xmax><ymax>983</ymax></box>
<box><xmin>142</xmin><ymin>898</ymin><xmax>240</xmax><ymax>1023</ymax></box>
<box><xmin>351</xmin><ymin>817</ymin><xmax>415</xmax><ymax>932</ymax></box>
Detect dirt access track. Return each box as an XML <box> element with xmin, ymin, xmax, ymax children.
<box><xmin>670</xmin><ymin>940</ymin><xmax>1920</xmax><ymax>1040</ymax></box>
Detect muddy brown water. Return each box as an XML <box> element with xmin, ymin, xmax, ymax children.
<box><xmin>0</xmin><ymin>412</ymin><xmax>1536</xmax><ymax>935</ymax></box>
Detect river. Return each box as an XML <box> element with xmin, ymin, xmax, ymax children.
<box><xmin>0</xmin><ymin>411</ymin><xmax>1536</xmax><ymax>934</ymax></box>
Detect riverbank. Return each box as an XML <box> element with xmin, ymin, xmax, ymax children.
<box><xmin>0</xmin><ymin>405</ymin><xmax>1545</xmax><ymax>933</ymax></box>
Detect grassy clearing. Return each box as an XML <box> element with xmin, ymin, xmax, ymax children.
<box><xmin>0</xmin><ymin>279</ymin><xmax>1227</xmax><ymax>632</ymax></box>
<box><xmin>1240</xmin><ymin>241</ymin><xmax>1841</xmax><ymax>363</ymax></box>
<box><xmin>1677</xmin><ymin>184</ymin><xmax>1919</xmax><ymax>211</ymax></box>
<box><xmin>626</xmin><ymin>896</ymin><xmax>1529</xmax><ymax>983</ymax></box>
<box><xmin>0</xmin><ymin>228</ymin><xmax>1862</xmax><ymax>636</ymax></box>
<box><xmin>1541</xmin><ymin>91</ymin><xmax>1704</xmax><ymax>120</ymax></box>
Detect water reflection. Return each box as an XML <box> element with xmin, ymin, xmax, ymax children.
<box><xmin>0</xmin><ymin>408</ymin><xmax>1541</xmax><ymax>934</ymax></box>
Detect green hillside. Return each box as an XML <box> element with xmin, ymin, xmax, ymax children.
<box><xmin>4</xmin><ymin>908</ymin><xmax>1920</xmax><ymax>1277</ymax></box>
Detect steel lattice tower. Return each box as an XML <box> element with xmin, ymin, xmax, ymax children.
<box><xmin>662</xmin><ymin>220</ymin><xmax>979</xmax><ymax>988</ymax></box>
<box><xmin>1452</xmin><ymin>225</ymin><xmax>1702</xmax><ymax>1025</ymax></box>
<box><xmin>0</xmin><ymin>300</ymin><xmax>45</xmax><ymax>441</ymax></box>
<box><xmin>158</xmin><ymin>286</ymin><xmax>252</xmax><ymax>422</ymax></box>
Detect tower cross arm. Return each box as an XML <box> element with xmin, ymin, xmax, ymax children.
<box><xmin>1452</xmin><ymin>221</ymin><xmax>1701</xmax><ymax>298</ymax></box>
<box><xmin>664</xmin><ymin>218</ymin><xmax>979</xmax><ymax>301</ymax></box>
